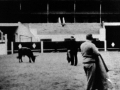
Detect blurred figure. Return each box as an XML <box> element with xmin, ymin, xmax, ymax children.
<box><xmin>80</xmin><ymin>34</ymin><xmax>110</xmax><ymax>90</ymax></box>
<box><xmin>68</xmin><ymin>36</ymin><xmax>78</xmax><ymax>66</ymax></box>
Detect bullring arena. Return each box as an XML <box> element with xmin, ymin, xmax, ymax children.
<box><xmin>0</xmin><ymin>0</ymin><xmax>120</xmax><ymax>90</ymax></box>
<box><xmin>0</xmin><ymin>51</ymin><xmax>120</xmax><ymax>90</ymax></box>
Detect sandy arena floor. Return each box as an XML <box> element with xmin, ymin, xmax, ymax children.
<box><xmin>0</xmin><ymin>51</ymin><xmax>120</xmax><ymax>90</ymax></box>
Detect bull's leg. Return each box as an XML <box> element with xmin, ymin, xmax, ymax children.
<box><xmin>17</xmin><ymin>56</ymin><xmax>21</xmax><ymax>63</ymax></box>
<box><xmin>29</xmin><ymin>57</ymin><xmax>31</xmax><ymax>63</ymax></box>
<box><xmin>19</xmin><ymin>58</ymin><xmax>23</xmax><ymax>63</ymax></box>
<box><xmin>19</xmin><ymin>58</ymin><xmax>22</xmax><ymax>63</ymax></box>
<box><xmin>21</xmin><ymin>57</ymin><xmax>23</xmax><ymax>62</ymax></box>
<box><xmin>19</xmin><ymin>59</ymin><xmax>21</xmax><ymax>63</ymax></box>
<box><xmin>18</xmin><ymin>56</ymin><xmax>23</xmax><ymax>63</ymax></box>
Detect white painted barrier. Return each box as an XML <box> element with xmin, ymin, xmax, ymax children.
<box><xmin>0</xmin><ymin>34</ymin><xmax>7</xmax><ymax>55</ymax></box>
<box><xmin>41</xmin><ymin>41</ymin><xmax>43</xmax><ymax>53</ymax></box>
<box><xmin>0</xmin><ymin>43</ymin><xmax>7</xmax><ymax>55</ymax></box>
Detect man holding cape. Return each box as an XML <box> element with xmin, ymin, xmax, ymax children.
<box><xmin>80</xmin><ymin>34</ymin><xmax>111</xmax><ymax>90</ymax></box>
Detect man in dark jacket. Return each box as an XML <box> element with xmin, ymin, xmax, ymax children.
<box><xmin>68</xmin><ymin>36</ymin><xmax>78</xmax><ymax>66</ymax></box>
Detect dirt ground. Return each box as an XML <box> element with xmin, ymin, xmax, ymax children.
<box><xmin>0</xmin><ymin>51</ymin><xmax>120</xmax><ymax>90</ymax></box>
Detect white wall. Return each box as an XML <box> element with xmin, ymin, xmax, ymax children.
<box><xmin>0</xmin><ymin>43</ymin><xmax>7</xmax><ymax>55</ymax></box>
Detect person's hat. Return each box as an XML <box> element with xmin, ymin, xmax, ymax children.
<box><xmin>71</xmin><ymin>36</ymin><xmax>74</xmax><ymax>39</ymax></box>
<box><xmin>86</xmin><ymin>34</ymin><xmax>93</xmax><ymax>40</ymax></box>
<box><xmin>70</xmin><ymin>36</ymin><xmax>75</xmax><ymax>41</ymax></box>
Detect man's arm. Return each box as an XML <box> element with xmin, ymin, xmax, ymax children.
<box><xmin>92</xmin><ymin>43</ymin><xmax>100</xmax><ymax>56</ymax></box>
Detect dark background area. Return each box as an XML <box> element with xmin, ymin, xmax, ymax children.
<box><xmin>0</xmin><ymin>0</ymin><xmax>120</xmax><ymax>23</ymax></box>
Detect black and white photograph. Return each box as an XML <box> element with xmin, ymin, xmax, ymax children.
<box><xmin>0</xmin><ymin>0</ymin><xmax>120</xmax><ymax>90</ymax></box>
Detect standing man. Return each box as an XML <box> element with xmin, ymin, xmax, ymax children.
<box><xmin>80</xmin><ymin>34</ymin><xmax>109</xmax><ymax>90</ymax></box>
<box><xmin>69</xmin><ymin>36</ymin><xmax>78</xmax><ymax>66</ymax></box>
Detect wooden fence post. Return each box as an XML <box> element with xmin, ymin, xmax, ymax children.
<box><xmin>104</xmin><ymin>40</ymin><xmax>107</xmax><ymax>52</ymax></box>
<box><xmin>5</xmin><ymin>34</ymin><xmax>8</xmax><ymax>54</ymax></box>
<box><xmin>11</xmin><ymin>42</ymin><xmax>14</xmax><ymax>54</ymax></box>
<box><xmin>41</xmin><ymin>41</ymin><xmax>43</xmax><ymax>53</ymax></box>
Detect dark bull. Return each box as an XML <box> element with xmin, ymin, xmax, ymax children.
<box><xmin>17</xmin><ymin>47</ymin><xmax>37</xmax><ymax>63</ymax></box>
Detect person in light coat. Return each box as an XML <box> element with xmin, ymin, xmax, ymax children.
<box><xmin>80</xmin><ymin>34</ymin><xmax>110</xmax><ymax>90</ymax></box>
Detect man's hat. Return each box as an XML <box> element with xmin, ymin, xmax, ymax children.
<box><xmin>70</xmin><ymin>36</ymin><xmax>75</xmax><ymax>41</ymax></box>
<box><xmin>86</xmin><ymin>34</ymin><xmax>93</xmax><ymax>40</ymax></box>
<box><xmin>71</xmin><ymin>36</ymin><xmax>74</xmax><ymax>39</ymax></box>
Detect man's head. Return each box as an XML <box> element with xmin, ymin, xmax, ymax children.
<box><xmin>86</xmin><ymin>34</ymin><xmax>93</xmax><ymax>41</ymax></box>
<box><xmin>70</xmin><ymin>36</ymin><xmax>75</xmax><ymax>41</ymax></box>
<box><xmin>71</xmin><ymin>36</ymin><xmax>74</xmax><ymax>38</ymax></box>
